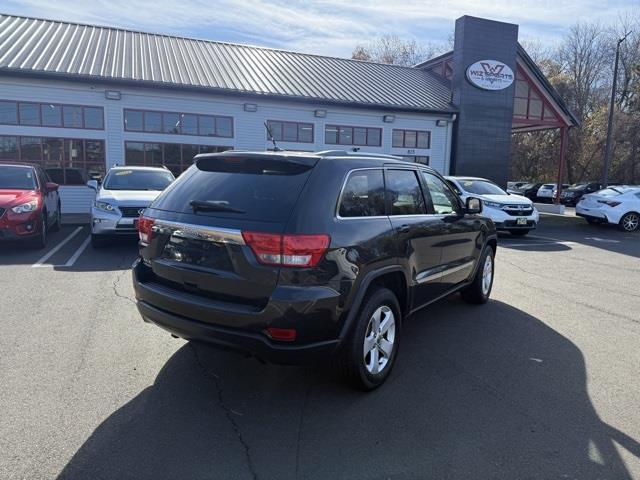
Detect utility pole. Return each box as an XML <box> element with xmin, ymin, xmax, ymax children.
<box><xmin>602</xmin><ymin>32</ymin><xmax>630</xmax><ymax>188</ymax></box>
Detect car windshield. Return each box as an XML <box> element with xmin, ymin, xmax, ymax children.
<box><xmin>0</xmin><ymin>166</ymin><xmax>37</xmax><ymax>190</ymax></box>
<box><xmin>569</xmin><ymin>183</ymin><xmax>587</xmax><ymax>189</ymax></box>
<box><xmin>103</xmin><ymin>169</ymin><xmax>174</xmax><ymax>191</ymax></box>
<box><xmin>459</xmin><ymin>179</ymin><xmax>507</xmax><ymax>196</ymax></box>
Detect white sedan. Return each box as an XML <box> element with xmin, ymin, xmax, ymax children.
<box><xmin>576</xmin><ymin>186</ymin><xmax>640</xmax><ymax>232</ymax></box>
<box><xmin>446</xmin><ymin>176</ymin><xmax>540</xmax><ymax>236</ymax></box>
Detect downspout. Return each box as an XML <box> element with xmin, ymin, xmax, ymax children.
<box><xmin>443</xmin><ymin>113</ymin><xmax>457</xmax><ymax>175</ymax></box>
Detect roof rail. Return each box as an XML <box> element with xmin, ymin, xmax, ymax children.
<box><xmin>315</xmin><ymin>150</ymin><xmax>403</xmax><ymax>160</ymax></box>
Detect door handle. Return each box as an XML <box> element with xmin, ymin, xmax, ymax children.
<box><xmin>399</xmin><ymin>224</ymin><xmax>411</xmax><ymax>233</ymax></box>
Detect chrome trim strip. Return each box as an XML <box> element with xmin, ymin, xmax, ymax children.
<box><xmin>416</xmin><ymin>260</ymin><xmax>475</xmax><ymax>284</ymax></box>
<box><xmin>151</xmin><ymin>220</ymin><xmax>245</xmax><ymax>245</ymax></box>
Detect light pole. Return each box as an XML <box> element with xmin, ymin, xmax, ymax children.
<box><xmin>602</xmin><ymin>32</ymin><xmax>630</xmax><ymax>188</ymax></box>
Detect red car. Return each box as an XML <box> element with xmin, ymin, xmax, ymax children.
<box><xmin>0</xmin><ymin>164</ymin><xmax>61</xmax><ymax>248</ymax></box>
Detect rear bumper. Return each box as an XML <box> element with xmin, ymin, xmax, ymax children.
<box><xmin>132</xmin><ymin>259</ymin><xmax>343</xmax><ymax>364</ymax></box>
<box><xmin>137</xmin><ymin>300</ymin><xmax>339</xmax><ymax>364</ymax></box>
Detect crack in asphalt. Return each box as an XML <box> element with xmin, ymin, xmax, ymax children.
<box><xmin>189</xmin><ymin>343</ymin><xmax>259</xmax><ymax>480</ymax></box>
<box><xmin>112</xmin><ymin>257</ymin><xmax>136</xmax><ymax>305</ymax></box>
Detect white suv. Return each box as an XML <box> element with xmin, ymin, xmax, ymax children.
<box><xmin>87</xmin><ymin>166</ymin><xmax>175</xmax><ymax>247</ymax></box>
<box><xmin>446</xmin><ymin>176</ymin><xmax>539</xmax><ymax>236</ymax></box>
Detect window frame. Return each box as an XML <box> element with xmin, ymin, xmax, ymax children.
<box><xmin>0</xmin><ymin>134</ymin><xmax>106</xmax><ymax>185</ymax></box>
<box><xmin>266</xmin><ymin>120</ymin><xmax>315</xmax><ymax>144</ymax></box>
<box><xmin>0</xmin><ymin>99</ymin><xmax>104</xmax><ymax>130</ymax></box>
<box><xmin>325</xmin><ymin>124</ymin><xmax>383</xmax><ymax>147</ymax></box>
<box><xmin>392</xmin><ymin>129</ymin><xmax>431</xmax><ymax>149</ymax></box>
<box><xmin>123</xmin><ymin>108</ymin><xmax>234</xmax><ymax>138</ymax></box>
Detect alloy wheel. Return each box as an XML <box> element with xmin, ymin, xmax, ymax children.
<box><xmin>622</xmin><ymin>213</ymin><xmax>639</xmax><ymax>232</ymax></box>
<box><xmin>363</xmin><ymin>306</ymin><xmax>396</xmax><ymax>374</ymax></box>
<box><xmin>482</xmin><ymin>254</ymin><xmax>493</xmax><ymax>295</ymax></box>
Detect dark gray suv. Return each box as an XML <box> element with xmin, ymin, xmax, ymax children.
<box><xmin>133</xmin><ymin>150</ymin><xmax>497</xmax><ymax>389</ymax></box>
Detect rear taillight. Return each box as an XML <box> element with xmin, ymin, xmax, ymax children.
<box><xmin>242</xmin><ymin>232</ymin><xmax>329</xmax><ymax>267</ymax></box>
<box><xmin>138</xmin><ymin>216</ymin><xmax>155</xmax><ymax>244</ymax></box>
<box><xmin>597</xmin><ymin>200</ymin><xmax>621</xmax><ymax>207</ymax></box>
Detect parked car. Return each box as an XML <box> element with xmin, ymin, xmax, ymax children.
<box><xmin>560</xmin><ymin>182</ymin><xmax>603</xmax><ymax>206</ymax></box>
<box><xmin>446</xmin><ymin>176</ymin><xmax>539</xmax><ymax>236</ymax></box>
<box><xmin>576</xmin><ymin>186</ymin><xmax>640</xmax><ymax>232</ymax></box>
<box><xmin>536</xmin><ymin>183</ymin><xmax>558</xmax><ymax>202</ymax></box>
<box><xmin>550</xmin><ymin>183</ymin><xmax>570</xmax><ymax>200</ymax></box>
<box><xmin>88</xmin><ymin>166</ymin><xmax>175</xmax><ymax>247</ymax></box>
<box><xmin>133</xmin><ymin>150</ymin><xmax>497</xmax><ymax>390</ymax></box>
<box><xmin>0</xmin><ymin>164</ymin><xmax>61</xmax><ymax>248</ymax></box>
<box><xmin>510</xmin><ymin>182</ymin><xmax>542</xmax><ymax>200</ymax></box>
<box><xmin>506</xmin><ymin>181</ymin><xmax>527</xmax><ymax>193</ymax></box>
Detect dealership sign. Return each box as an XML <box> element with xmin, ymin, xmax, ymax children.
<box><xmin>466</xmin><ymin>60</ymin><xmax>514</xmax><ymax>90</ymax></box>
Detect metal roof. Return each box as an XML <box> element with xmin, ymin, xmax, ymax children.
<box><xmin>0</xmin><ymin>14</ymin><xmax>454</xmax><ymax>113</ymax></box>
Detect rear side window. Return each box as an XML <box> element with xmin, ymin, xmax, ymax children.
<box><xmin>152</xmin><ymin>155</ymin><xmax>316</xmax><ymax>222</ymax></box>
<box><xmin>386</xmin><ymin>169</ymin><xmax>426</xmax><ymax>215</ymax></box>
<box><xmin>338</xmin><ymin>169</ymin><xmax>385</xmax><ymax>217</ymax></box>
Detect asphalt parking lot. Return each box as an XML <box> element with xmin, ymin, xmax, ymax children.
<box><xmin>1</xmin><ymin>216</ymin><xmax>639</xmax><ymax>480</ymax></box>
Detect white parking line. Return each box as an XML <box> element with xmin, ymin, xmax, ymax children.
<box><xmin>31</xmin><ymin>227</ymin><xmax>83</xmax><ymax>268</ymax></box>
<box><xmin>62</xmin><ymin>235</ymin><xmax>91</xmax><ymax>267</ymax></box>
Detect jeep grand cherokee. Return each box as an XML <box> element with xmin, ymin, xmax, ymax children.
<box><xmin>133</xmin><ymin>150</ymin><xmax>497</xmax><ymax>389</ymax></box>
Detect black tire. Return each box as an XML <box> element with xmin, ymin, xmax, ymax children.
<box><xmin>585</xmin><ymin>217</ymin><xmax>601</xmax><ymax>225</ymax></box>
<box><xmin>335</xmin><ymin>286</ymin><xmax>401</xmax><ymax>391</ymax></box>
<box><xmin>50</xmin><ymin>203</ymin><xmax>62</xmax><ymax>232</ymax></box>
<box><xmin>30</xmin><ymin>213</ymin><xmax>47</xmax><ymax>249</ymax></box>
<box><xmin>461</xmin><ymin>245</ymin><xmax>495</xmax><ymax>304</ymax></box>
<box><xmin>619</xmin><ymin>212</ymin><xmax>640</xmax><ymax>232</ymax></box>
<box><xmin>509</xmin><ymin>229</ymin><xmax>529</xmax><ymax>236</ymax></box>
<box><xmin>91</xmin><ymin>234</ymin><xmax>108</xmax><ymax>248</ymax></box>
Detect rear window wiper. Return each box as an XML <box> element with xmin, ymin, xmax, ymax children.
<box><xmin>190</xmin><ymin>200</ymin><xmax>246</xmax><ymax>214</ymax></box>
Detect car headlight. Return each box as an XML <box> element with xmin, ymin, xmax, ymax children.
<box><xmin>483</xmin><ymin>200</ymin><xmax>502</xmax><ymax>209</ymax></box>
<box><xmin>11</xmin><ymin>200</ymin><xmax>38</xmax><ymax>214</ymax></box>
<box><xmin>94</xmin><ymin>201</ymin><xmax>116</xmax><ymax>212</ymax></box>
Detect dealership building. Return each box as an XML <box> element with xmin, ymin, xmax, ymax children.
<box><xmin>0</xmin><ymin>13</ymin><xmax>578</xmax><ymax>213</ymax></box>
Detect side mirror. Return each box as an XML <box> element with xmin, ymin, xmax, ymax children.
<box><xmin>466</xmin><ymin>197</ymin><xmax>483</xmax><ymax>214</ymax></box>
<box><xmin>86</xmin><ymin>180</ymin><xmax>98</xmax><ymax>190</ymax></box>
<box><xmin>45</xmin><ymin>182</ymin><xmax>59</xmax><ymax>192</ymax></box>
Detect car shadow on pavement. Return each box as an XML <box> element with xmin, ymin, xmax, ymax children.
<box><xmin>57</xmin><ymin>298</ymin><xmax>640</xmax><ymax>480</ymax></box>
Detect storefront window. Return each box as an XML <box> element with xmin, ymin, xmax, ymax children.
<box><xmin>42</xmin><ymin>104</ymin><xmax>63</xmax><ymax>127</ymax></box>
<box><xmin>125</xmin><ymin>141</ymin><xmax>231</xmax><ymax>175</ymax></box>
<box><xmin>0</xmin><ymin>135</ymin><xmax>105</xmax><ymax>184</ymax></box>
<box><xmin>0</xmin><ymin>136</ymin><xmax>18</xmax><ymax>160</ymax></box>
<box><xmin>20</xmin><ymin>137</ymin><xmax>42</xmax><ymax>161</ymax></box>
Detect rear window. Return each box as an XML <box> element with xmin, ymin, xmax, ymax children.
<box><xmin>338</xmin><ymin>169</ymin><xmax>385</xmax><ymax>217</ymax></box>
<box><xmin>151</xmin><ymin>155</ymin><xmax>316</xmax><ymax>222</ymax></box>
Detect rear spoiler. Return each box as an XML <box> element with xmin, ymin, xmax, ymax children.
<box><xmin>194</xmin><ymin>152</ymin><xmax>318</xmax><ymax>174</ymax></box>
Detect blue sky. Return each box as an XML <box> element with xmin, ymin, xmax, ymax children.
<box><xmin>2</xmin><ymin>0</ymin><xmax>637</xmax><ymax>57</ymax></box>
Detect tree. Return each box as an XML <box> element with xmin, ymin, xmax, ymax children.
<box><xmin>352</xmin><ymin>35</ymin><xmax>447</xmax><ymax>66</ymax></box>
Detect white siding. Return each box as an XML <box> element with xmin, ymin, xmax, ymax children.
<box><xmin>0</xmin><ymin>76</ymin><xmax>455</xmax><ymax>212</ymax></box>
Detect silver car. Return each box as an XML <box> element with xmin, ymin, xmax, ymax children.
<box><xmin>87</xmin><ymin>166</ymin><xmax>175</xmax><ymax>247</ymax></box>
